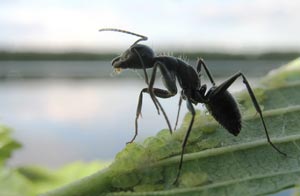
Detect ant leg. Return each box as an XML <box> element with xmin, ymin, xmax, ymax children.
<box><xmin>128</xmin><ymin>87</ymin><xmax>177</xmax><ymax>144</ymax></box>
<box><xmin>174</xmin><ymin>97</ymin><xmax>195</xmax><ymax>184</ymax></box>
<box><xmin>127</xmin><ymin>88</ymin><xmax>147</xmax><ymax>144</ymax></box>
<box><xmin>174</xmin><ymin>91</ymin><xmax>183</xmax><ymax>130</ymax></box>
<box><xmin>133</xmin><ymin>48</ymin><xmax>161</xmax><ymax>114</ymax></box>
<box><xmin>211</xmin><ymin>72</ymin><xmax>286</xmax><ymax>156</ymax></box>
<box><xmin>197</xmin><ymin>58</ymin><xmax>216</xmax><ymax>86</ymax></box>
<box><xmin>148</xmin><ymin>62</ymin><xmax>178</xmax><ymax>134</ymax></box>
<box><xmin>129</xmin><ymin>60</ymin><xmax>178</xmax><ymax>143</ymax></box>
<box><xmin>150</xmin><ymin>88</ymin><xmax>177</xmax><ymax>135</ymax></box>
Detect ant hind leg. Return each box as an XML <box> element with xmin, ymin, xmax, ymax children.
<box><xmin>211</xmin><ymin>72</ymin><xmax>286</xmax><ymax>156</ymax></box>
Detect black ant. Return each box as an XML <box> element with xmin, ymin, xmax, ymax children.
<box><xmin>99</xmin><ymin>28</ymin><xmax>286</xmax><ymax>184</ymax></box>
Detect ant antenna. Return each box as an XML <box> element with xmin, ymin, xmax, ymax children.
<box><xmin>99</xmin><ymin>28</ymin><xmax>148</xmax><ymax>45</ymax></box>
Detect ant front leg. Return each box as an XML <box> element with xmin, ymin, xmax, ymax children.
<box><xmin>148</xmin><ymin>62</ymin><xmax>176</xmax><ymax>134</ymax></box>
<box><xmin>132</xmin><ymin>48</ymin><xmax>160</xmax><ymax>114</ymax></box>
<box><xmin>128</xmin><ymin>61</ymin><xmax>177</xmax><ymax>144</ymax></box>
<box><xmin>211</xmin><ymin>72</ymin><xmax>286</xmax><ymax>156</ymax></box>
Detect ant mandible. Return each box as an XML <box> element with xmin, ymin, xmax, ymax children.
<box><xmin>99</xmin><ymin>28</ymin><xmax>286</xmax><ymax>184</ymax></box>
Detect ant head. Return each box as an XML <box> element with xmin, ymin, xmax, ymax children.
<box><xmin>111</xmin><ymin>44</ymin><xmax>155</xmax><ymax>70</ymax></box>
<box><xmin>99</xmin><ymin>28</ymin><xmax>154</xmax><ymax>71</ymax></box>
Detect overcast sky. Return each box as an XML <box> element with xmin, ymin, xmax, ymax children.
<box><xmin>1</xmin><ymin>0</ymin><xmax>300</xmax><ymax>53</ymax></box>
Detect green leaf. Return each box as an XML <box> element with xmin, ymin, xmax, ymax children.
<box><xmin>0</xmin><ymin>168</ymin><xmax>35</xmax><ymax>196</ymax></box>
<box><xmin>42</xmin><ymin>57</ymin><xmax>300</xmax><ymax>196</ymax></box>
<box><xmin>0</xmin><ymin>126</ymin><xmax>21</xmax><ymax>166</ymax></box>
<box><xmin>0</xmin><ymin>161</ymin><xmax>110</xmax><ymax>196</ymax></box>
<box><xmin>24</xmin><ymin>161</ymin><xmax>111</xmax><ymax>195</ymax></box>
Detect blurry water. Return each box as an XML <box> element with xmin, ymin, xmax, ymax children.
<box><xmin>0</xmin><ymin>59</ymin><xmax>289</xmax><ymax>168</ymax></box>
<box><xmin>0</xmin><ymin>59</ymin><xmax>289</xmax><ymax>79</ymax></box>
<box><xmin>1</xmin><ymin>79</ymin><xmax>184</xmax><ymax>167</ymax></box>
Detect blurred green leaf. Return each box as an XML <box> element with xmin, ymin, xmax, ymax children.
<box><xmin>0</xmin><ymin>113</ymin><xmax>110</xmax><ymax>196</ymax></box>
<box><xmin>19</xmin><ymin>161</ymin><xmax>110</xmax><ymax>195</ymax></box>
<box><xmin>0</xmin><ymin>126</ymin><xmax>27</xmax><ymax>196</ymax></box>
<box><xmin>41</xmin><ymin>58</ymin><xmax>300</xmax><ymax>196</ymax></box>
<box><xmin>0</xmin><ymin>161</ymin><xmax>110</xmax><ymax>196</ymax></box>
<box><xmin>0</xmin><ymin>126</ymin><xmax>21</xmax><ymax>165</ymax></box>
<box><xmin>0</xmin><ymin>168</ymin><xmax>35</xmax><ymax>196</ymax></box>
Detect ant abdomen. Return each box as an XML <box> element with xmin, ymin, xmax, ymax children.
<box><xmin>205</xmin><ymin>89</ymin><xmax>241</xmax><ymax>136</ymax></box>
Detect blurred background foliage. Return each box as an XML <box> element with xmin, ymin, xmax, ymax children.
<box><xmin>0</xmin><ymin>126</ymin><xmax>109</xmax><ymax>195</ymax></box>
